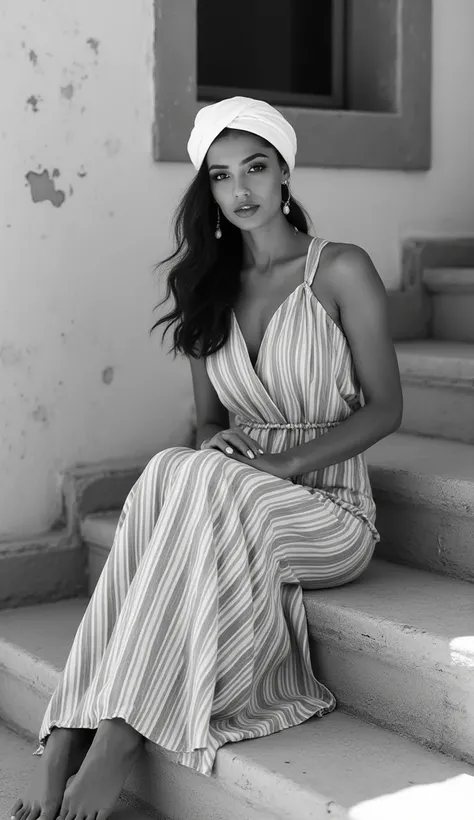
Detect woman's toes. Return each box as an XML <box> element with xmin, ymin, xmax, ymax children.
<box><xmin>56</xmin><ymin>797</ymin><xmax>71</xmax><ymax>820</ymax></box>
<box><xmin>26</xmin><ymin>804</ymin><xmax>42</xmax><ymax>820</ymax></box>
<box><xmin>17</xmin><ymin>804</ymin><xmax>31</xmax><ymax>820</ymax></box>
<box><xmin>10</xmin><ymin>799</ymin><xmax>24</xmax><ymax>819</ymax></box>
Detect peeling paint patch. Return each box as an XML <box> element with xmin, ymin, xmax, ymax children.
<box><xmin>32</xmin><ymin>404</ymin><xmax>49</xmax><ymax>425</ymax></box>
<box><xmin>104</xmin><ymin>138</ymin><xmax>121</xmax><ymax>158</ymax></box>
<box><xmin>60</xmin><ymin>83</ymin><xmax>74</xmax><ymax>100</ymax></box>
<box><xmin>25</xmin><ymin>170</ymin><xmax>66</xmax><ymax>208</ymax></box>
<box><xmin>102</xmin><ymin>367</ymin><xmax>114</xmax><ymax>385</ymax></box>
<box><xmin>28</xmin><ymin>49</ymin><xmax>38</xmax><ymax>66</ymax></box>
<box><xmin>26</xmin><ymin>95</ymin><xmax>41</xmax><ymax>113</ymax></box>
<box><xmin>86</xmin><ymin>37</ymin><xmax>100</xmax><ymax>54</ymax></box>
<box><xmin>77</xmin><ymin>166</ymin><xmax>87</xmax><ymax>178</ymax></box>
<box><xmin>401</xmin><ymin>625</ymin><xmax>427</xmax><ymax>635</ymax></box>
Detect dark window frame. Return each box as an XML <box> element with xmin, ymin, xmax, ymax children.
<box><xmin>153</xmin><ymin>0</ymin><xmax>432</xmax><ymax>170</ymax></box>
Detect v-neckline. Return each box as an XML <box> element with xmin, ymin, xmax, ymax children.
<box><xmin>231</xmin><ymin>237</ymin><xmax>317</xmax><ymax>373</ymax></box>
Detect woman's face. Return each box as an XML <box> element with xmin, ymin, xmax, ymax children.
<box><xmin>206</xmin><ymin>131</ymin><xmax>289</xmax><ymax>232</ymax></box>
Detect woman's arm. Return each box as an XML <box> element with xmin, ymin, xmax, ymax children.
<box><xmin>284</xmin><ymin>244</ymin><xmax>403</xmax><ymax>477</ymax></box>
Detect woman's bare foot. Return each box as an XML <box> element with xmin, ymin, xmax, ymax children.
<box><xmin>58</xmin><ymin>718</ymin><xmax>143</xmax><ymax>820</ymax></box>
<box><xmin>10</xmin><ymin>727</ymin><xmax>94</xmax><ymax>820</ymax></box>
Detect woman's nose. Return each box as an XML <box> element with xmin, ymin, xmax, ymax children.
<box><xmin>233</xmin><ymin>179</ymin><xmax>250</xmax><ymax>199</ymax></box>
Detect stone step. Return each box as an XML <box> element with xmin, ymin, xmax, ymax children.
<box><xmin>423</xmin><ymin>267</ymin><xmax>474</xmax><ymax>342</ymax></box>
<box><xmin>0</xmin><ymin>529</ymin><xmax>86</xmax><ymax>610</ymax></box>
<box><xmin>366</xmin><ymin>431</ymin><xmax>474</xmax><ymax>581</ymax></box>
<box><xmin>305</xmin><ymin>559</ymin><xmax>474</xmax><ymax>764</ymax></box>
<box><xmin>395</xmin><ymin>340</ymin><xmax>474</xmax><ymax>443</ymax></box>
<box><xmin>0</xmin><ymin>600</ymin><xmax>473</xmax><ymax>820</ymax></box>
<box><xmin>0</xmin><ymin>722</ymin><xmax>152</xmax><ymax>820</ymax></box>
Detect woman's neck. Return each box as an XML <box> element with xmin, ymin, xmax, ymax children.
<box><xmin>241</xmin><ymin>218</ymin><xmax>302</xmax><ymax>272</ymax></box>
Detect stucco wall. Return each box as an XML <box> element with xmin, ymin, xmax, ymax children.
<box><xmin>1</xmin><ymin>0</ymin><xmax>473</xmax><ymax>540</ymax></box>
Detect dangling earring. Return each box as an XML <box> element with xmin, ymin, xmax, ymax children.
<box><xmin>282</xmin><ymin>180</ymin><xmax>291</xmax><ymax>215</ymax></box>
<box><xmin>215</xmin><ymin>205</ymin><xmax>222</xmax><ymax>239</ymax></box>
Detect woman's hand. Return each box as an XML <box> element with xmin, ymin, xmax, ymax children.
<box><xmin>200</xmin><ymin>427</ymin><xmax>295</xmax><ymax>479</ymax></box>
<box><xmin>200</xmin><ymin>426</ymin><xmax>265</xmax><ymax>460</ymax></box>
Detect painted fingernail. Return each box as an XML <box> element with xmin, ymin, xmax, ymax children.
<box><xmin>247</xmin><ymin>450</ymin><xmax>254</xmax><ymax>458</ymax></box>
<box><xmin>225</xmin><ymin>447</ymin><xmax>233</xmax><ymax>454</ymax></box>
<box><xmin>259</xmin><ymin>448</ymin><xmax>264</xmax><ymax>454</ymax></box>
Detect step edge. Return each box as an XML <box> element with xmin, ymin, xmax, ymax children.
<box><xmin>0</xmin><ymin>636</ymin><xmax>60</xmax><ymax>695</ymax></box>
<box><xmin>399</xmin><ymin>371</ymin><xmax>474</xmax><ymax>388</ymax></box>
<box><xmin>0</xmin><ymin>530</ymin><xmax>86</xmax><ymax>609</ymax></box>
<box><xmin>424</xmin><ymin>268</ymin><xmax>474</xmax><ymax>293</ymax></box>
<box><xmin>307</xmin><ymin>602</ymin><xmax>472</xmax><ymax>677</ymax></box>
<box><xmin>210</xmin><ymin>743</ymin><xmax>343</xmax><ymax>820</ymax></box>
<box><xmin>369</xmin><ymin>464</ymin><xmax>474</xmax><ymax>513</ymax></box>
<box><xmin>305</xmin><ymin>568</ymin><xmax>473</xmax><ymax>675</ymax></box>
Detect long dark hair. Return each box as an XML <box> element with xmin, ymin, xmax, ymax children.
<box><xmin>150</xmin><ymin>130</ymin><xmax>312</xmax><ymax>359</ymax></box>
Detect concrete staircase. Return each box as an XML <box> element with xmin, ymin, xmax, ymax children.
<box><xmin>1</xmin><ymin>595</ymin><xmax>474</xmax><ymax>820</ymax></box>
<box><xmin>1</xmin><ymin>263</ymin><xmax>474</xmax><ymax>818</ymax></box>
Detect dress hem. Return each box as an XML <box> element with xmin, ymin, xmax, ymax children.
<box><xmin>34</xmin><ymin>698</ymin><xmax>337</xmax><ymax>777</ymax></box>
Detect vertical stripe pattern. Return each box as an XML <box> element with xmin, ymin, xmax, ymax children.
<box><xmin>35</xmin><ymin>236</ymin><xmax>378</xmax><ymax>776</ymax></box>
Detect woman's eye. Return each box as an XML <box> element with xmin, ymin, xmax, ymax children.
<box><xmin>210</xmin><ymin>164</ymin><xmax>265</xmax><ymax>183</ymax></box>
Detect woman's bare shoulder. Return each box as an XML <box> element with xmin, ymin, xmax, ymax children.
<box><xmin>319</xmin><ymin>241</ymin><xmax>382</xmax><ymax>300</ymax></box>
<box><xmin>321</xmin><ymin>240</ymin><xmax>371</xmax><ymax>267</ymax></box>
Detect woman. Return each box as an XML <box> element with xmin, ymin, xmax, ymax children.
<box><xmin>12</xmin><ymin>96</ymin><xmax>402</xmax><ymax>820</ymax></box>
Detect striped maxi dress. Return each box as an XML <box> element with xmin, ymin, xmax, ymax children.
<box><xmin>35</xmin><ymin>236</ymin><xmax>379</xmax><ymax>777</ymax></box>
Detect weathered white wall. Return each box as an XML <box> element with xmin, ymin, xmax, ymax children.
<box><xmin>1</xmin><ymin>0</ymin><xmax>473</xmax><ymax>540</ymax></box>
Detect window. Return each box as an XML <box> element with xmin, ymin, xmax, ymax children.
<box><xmin>153</xmin><ymin>0</ymin><xmax>432</xmax><ymax>170</ymax></box>
<box><xmin>197</xmin><ymin>0</ymin><xmax>345</xmax><ymax>110</ymax></box>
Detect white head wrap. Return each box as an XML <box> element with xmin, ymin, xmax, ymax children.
<box><xmin>187</xmin><ymin>96</ymin><xmax>297</xmax><ymax>173</ymax></box>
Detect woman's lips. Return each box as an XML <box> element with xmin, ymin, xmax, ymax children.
<box><xmin>234</xmin><ymin>205</ymin><xmax>260</xmax><ymax>218</ymax></box>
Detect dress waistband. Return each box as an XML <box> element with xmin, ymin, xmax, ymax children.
<box><xmin>235</xmin><ymin>415</ymin><xmax>340</xmax><ymax>430</ymax></box>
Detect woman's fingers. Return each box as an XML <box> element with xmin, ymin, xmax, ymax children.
<box><xmin>222</xmin><ymin>433</ymin><xmax>265</xmax><ymax>458</ymax></box>
<box><xmin>202</xmin><ymin>427</ymin><xmax>265</xmax><ymax>458</ymax></box>
<box><xmin>220</xmin><ymin>436</ymin><xmax>253</xmax><ymax>458</ymax></box>
<box><xmin>211</xmin><ymin>435</ymin><xmax>262</xmax><ymax>458</ymax></box>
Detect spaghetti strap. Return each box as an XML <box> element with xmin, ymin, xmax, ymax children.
<box><xmin>305</xmin><ymin>237</ymin><xmax>330</xmax><ymax>288</ymax></box>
